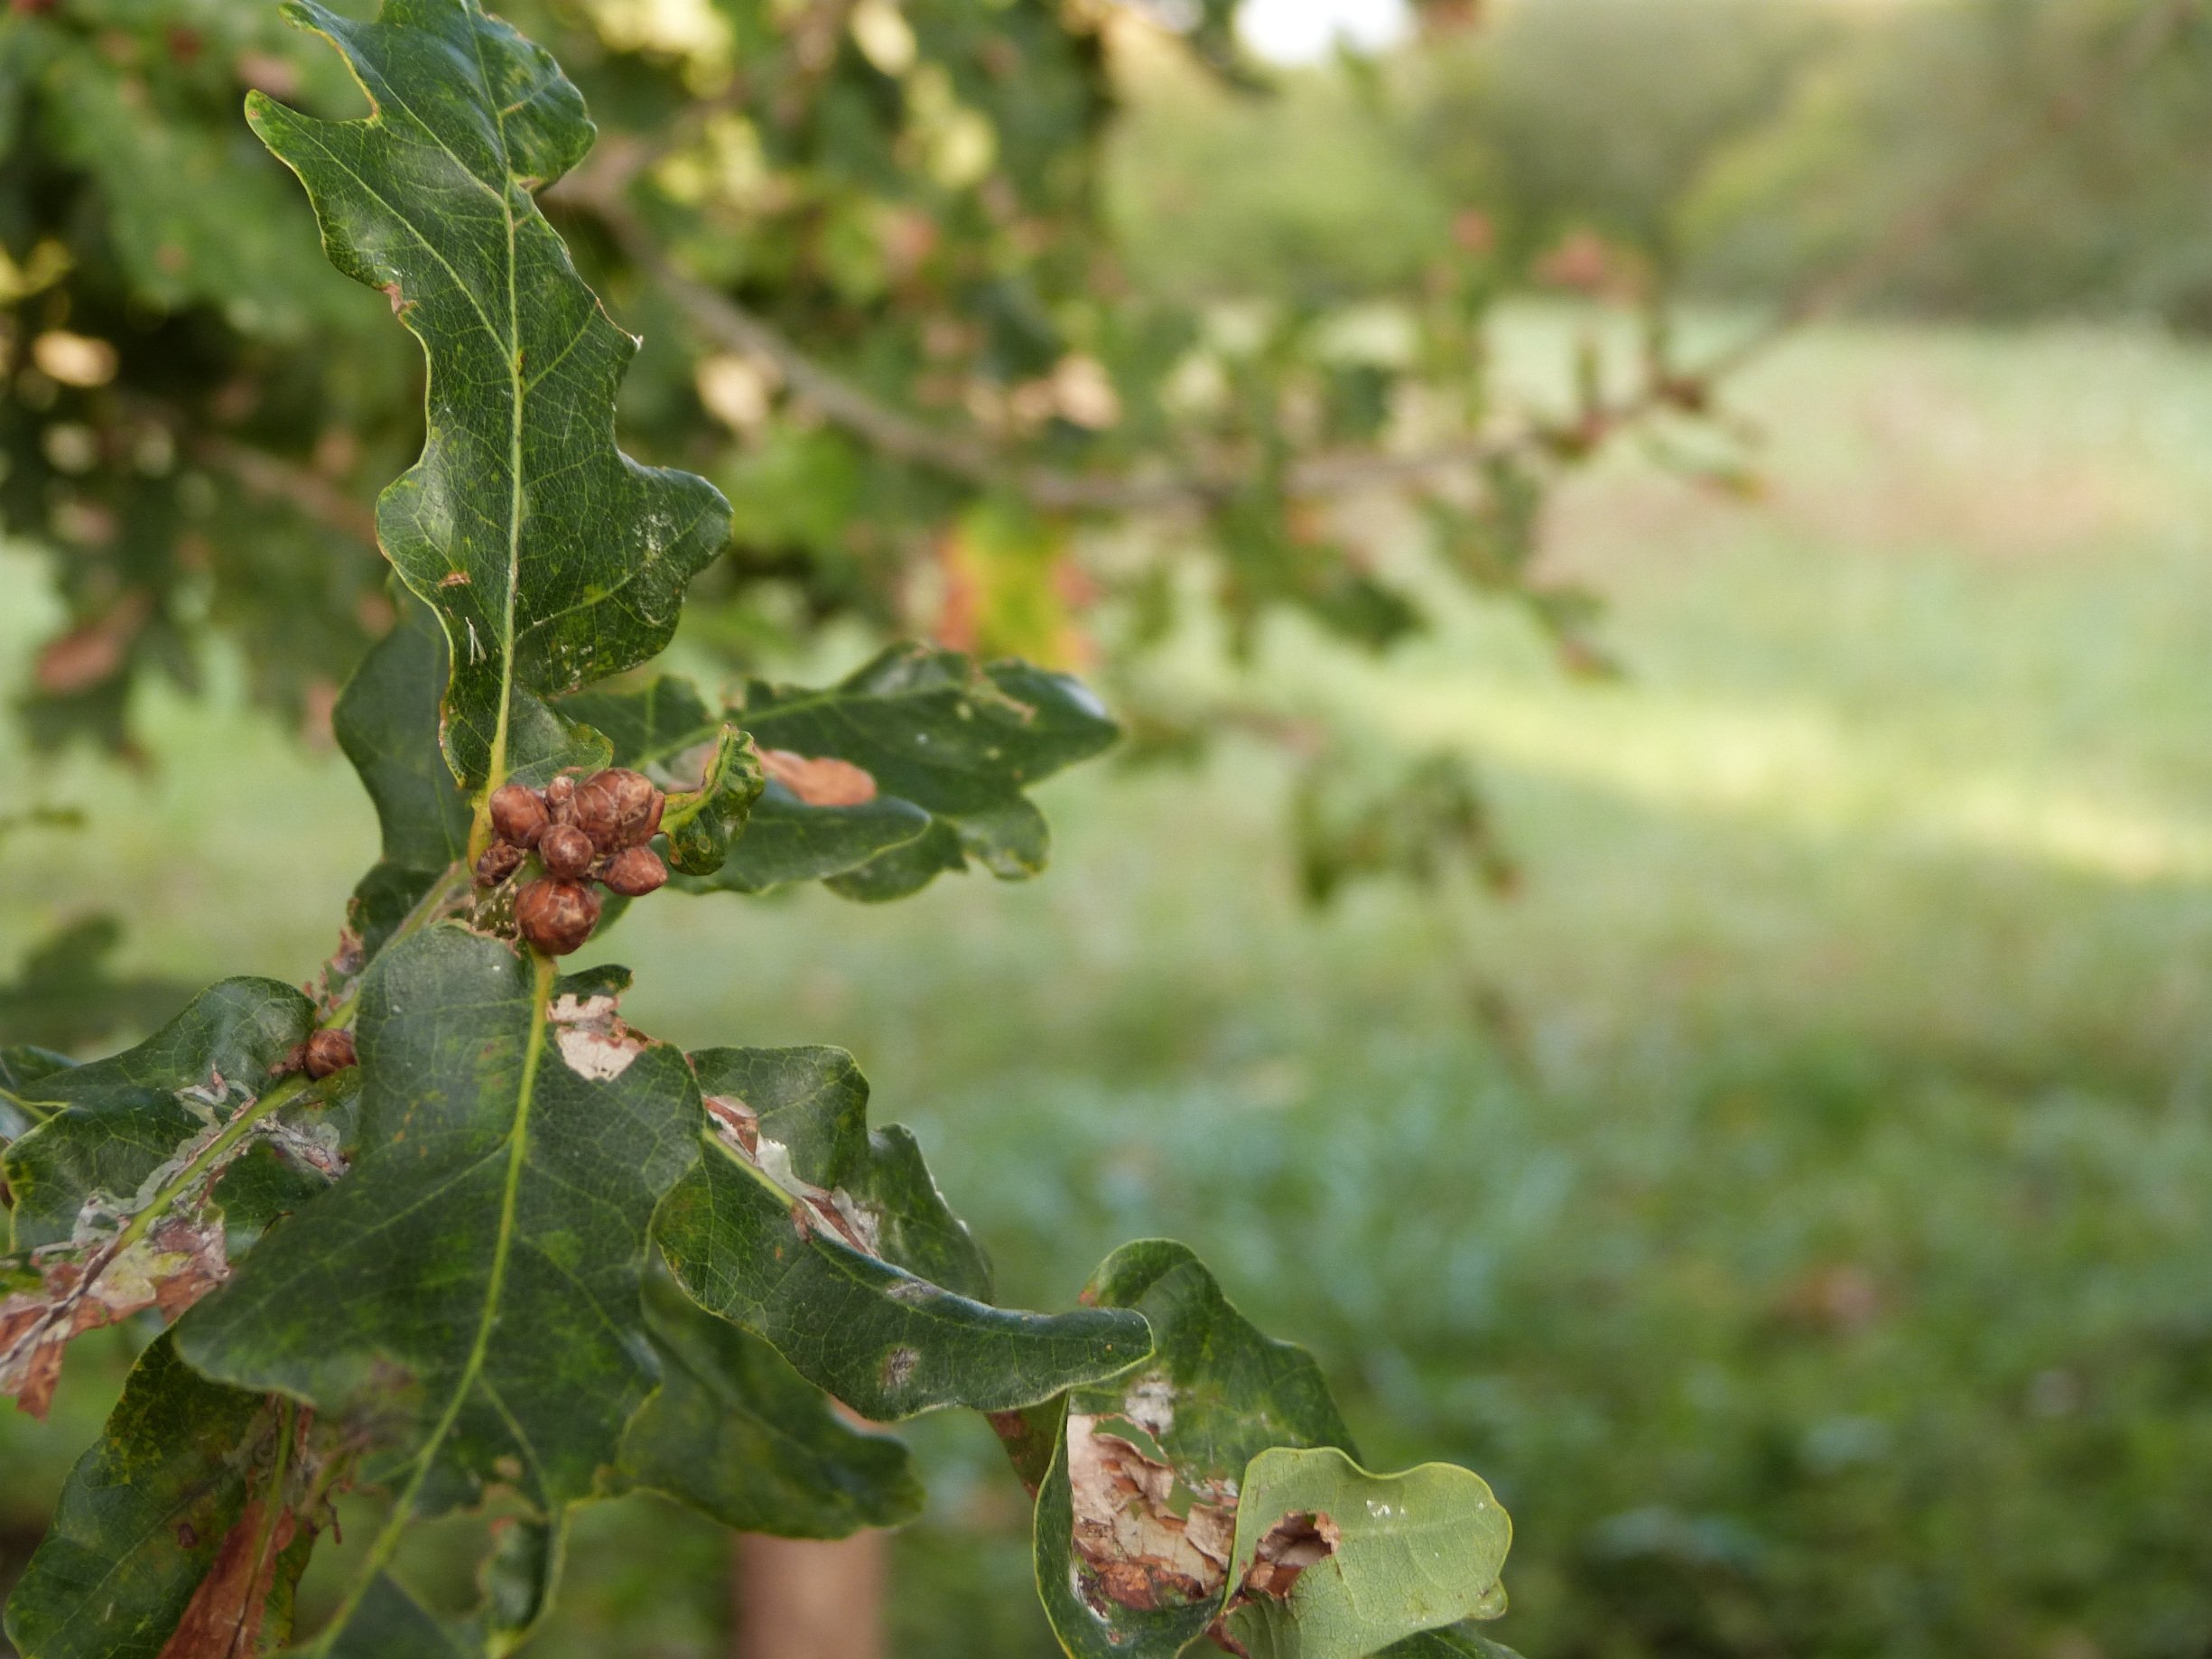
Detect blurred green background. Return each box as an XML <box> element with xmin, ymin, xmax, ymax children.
<box><xmin>10</xmin><ymin>0</ymin><xmax>2212</xmax><ymax>1655</ymax></box>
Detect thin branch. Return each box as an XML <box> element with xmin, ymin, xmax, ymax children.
<box><xmin>564</xmin><ymin>0</ymin><xmax>2203</xmax><ymax>514</ymax></box>
<box><xmin>114</xmin><ymin>393</ymin><xmax>380</xmax><ymax>543</ymax></box>
<box><xmin>192</xmin><ymin>432</ymin><xmax>379</xmax><ymax>544</ymax></box>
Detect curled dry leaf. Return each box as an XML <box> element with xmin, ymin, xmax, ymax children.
<box><xmin>759</xmin><ymin>747</ymin><xmax>878</xmax><ymax>807</ymax></box>
<box><xmin>1066</xmin><ymin>1409</ymin><xmax>1236</xmax><ymax>1614</ymax></box>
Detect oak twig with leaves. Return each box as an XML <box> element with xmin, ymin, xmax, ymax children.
<box><xmin>0</xmin><ymin>6</ymin><xmax>1514</xmax><ymax>1654</ymax></box>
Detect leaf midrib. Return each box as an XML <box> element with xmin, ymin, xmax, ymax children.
<box><xmin>309</xmin><ymin>955</ymin><xmax>553</xmax><ymax>1652</ymax></box>
<box><xmin>475</xmin><ymin>16</ymin><xmax>529</xmax><ymax>806</ymax></box>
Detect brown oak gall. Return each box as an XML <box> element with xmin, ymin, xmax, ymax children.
<box><xmin>474</xmin><ymin>840</ymin><xmax>527</xmax><ymax>888</ymax></box>
<box><xmin>488</xmin><ymin>782</ymin><xmax>548</xmax><ymax>848</ymax></box>
<box><xmin>303</xmin><ymin>1028</ymin><xmax>358</xmax><ymax>1079</ymax></box>
<box><xmin>538</xmin><ymin>821</ymin><xmax>595</xmax><ymax>880</ymax></box>
<box><xmin>516</xmin><ymin>876</ymin><xmax>600</xmax><ymax>955</ymax></box>
<box><xmin>600</xmin><ymin>844</ymin><xmax>669</xmax><ymax>897</ymax></box>
<box><xmin>573</xmin><ymin>767</ymin><xmax>663</xmax><ymax>852</ymax></box>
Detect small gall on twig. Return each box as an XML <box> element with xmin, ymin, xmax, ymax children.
<box><xmin>303</xmin><ymin>1029</ymin><xmax>357</xmax><ymax>1079</ymax></box>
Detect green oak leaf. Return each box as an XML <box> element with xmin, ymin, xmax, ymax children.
<box><xmin>619</xmin><ymin>1266</ymin><xmax>924</xmax><ymax>1537</ymax></box>
<box><xmin>335</xmin><ymin>595</ymin><xmax>474</xmax><ymax>960</ymax></box>
<box><xmin>618</xmin><ymin>646</ymin><xmax>1118</xmax><ymax>899</ymax></box>
<box><xmin>1033</xmin><ymin>1240</ymin><xmax>1356</xmax><ymax>1659</ymax></box>
<box><xmin>0</xmin><ymin>1045</ymin><xmax>72</xmax><ymax>1144</ymax></box>
<box><xmin>1219</xmin><ymin>1447</ymin><xmax>1511</xmax><ymax>1659</ymax></box>
<box><xmin>562</xmin><ymin>675</ymin><xmax>925</xmax><ymax>890</ymax></box>
<box><xmin>655</xmin><ymin>1045</ymin><xmax>1148</xmax><ymax>1420</ymax></box>
<box><xmin>659</xmin><ymin>726</ymin><xmax>767</xmax><ymax>878</ymax></box>
<box><xmin>3</xmin><ymin>1335</ymin><xmax>301</xmax><ymax>1659</ymax></box>
<box><xmin>560</xmin><ymin>676</ymin><xmax>772</xmax><ymax>879</ymax></box>
<box><xmin>0</xmin><ymin>980</ymin><xmax>321</xmax><ymax>1415</ymax></box>
<box><xmin>310</xmin><ymin>1522</ymin><xmax>563</xmax><ymax>1659</ymax></box>
<box><xmin>176</xmin><ymin>927</ymin><xmax>702</xmax><ymax>1650</ymax></box>
<box><xmin>1376</xmin><ymin>1622</ymin><xmax>1526</xmax><ymax>1659</ymax></box>
<box><xmin>691</xmin><ymin>1045</ymin><xmax>995</xmax><ymax>1299</ymax></box>
<box><xmin>5</xmin><ymin>978</ymin><xmax>316</xmax><ymax>1249</ymax></box>
<box><xmin>251</xmin><ymin>0</ymin><xmax>731</xmax><ymax>788</ymax></box>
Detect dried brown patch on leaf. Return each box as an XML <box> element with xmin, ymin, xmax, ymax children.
<box><xmin>1240</xmin><ymin>1508</ymin><xmax>1339</xmax><ymax>1599</ymax></box>
<box><xmin>1066</xmin><ymin>1410</ymin><xmax>1235</xmax><ymax>1614</ymax></box>
<box><xmin>548</xmin><ymin>993</ymin><xmax>648</xmax><ymax>1081</ymax></box>
<box><xmin>702</xmin><ymin>1094</ymin><xmax>885</xmax><ymax>1256</ymax></box>
<box><xmin>155</xmin><ymin>1496</ymin><xmax>297</xmax><ymax>1659</ymax></box>
<box><xmin>758</xmin><ymin>747</ymin><xmax>878</xmax><ymax>807</ymax></box>
<box><xmin>0</xmin><ymin>1213</ymin><xmax>227</xmax><ymax>1416</ymax></box>
<box><xmin>308</xmin><ymin>927</ymin><xmax>367</xmax><ymax>1020</ymax></box>
<box><xmin>0</xmin><ymin>1074</ymin><xmax>344</xmax><ymax>1416</ymax></box>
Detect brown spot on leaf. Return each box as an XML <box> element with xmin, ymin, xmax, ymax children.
<box><xmin>547</xmin><ymin>993</ymin><xmax>646</xmax><ymax>1080</ymax></box>
<box><xmin>439</xmin><ymin>569</ymin><xmax>469</xmax><ymax>587</ymax></box>
<box><xmin>705</xmin><ymin>1095</ymin><xmax>886</xmax><ymax>1256</ymax></box>
<box><xmin>0</xmin><ymin>1212</ymin><xmax>228</xmax><ymax>1417</ymax></box>
<box><xmin>156</xmin><ymin>1497</ymin><xmax>298</xmax><ymax>1658</ymax></box>
<box><xmin>0</xmin><ymin>1081</ymin><xmax>324</xmax><ymax>1416</ymax></box>
<box><xmin>703</xmin><ymin>1095</ymin><xmax>759</xmax><ymax>1155</ymax></box>
<box><xmin>1066</xmin><ymin>1412</ymin><xmax>1233</xmax><ymax>1613</ymax></box>
<box><xmin>759</xmin><ymin>747</ymin><xmax>878</xmax><ymax>807</ymax></box>
<box><xmin>1240</xmin><ymin>1509</ymin><xmax>1339</xmax><ymax>1600</ymax></box>
<box><xmin>880</xmin><ymin>1346</ymin><xmax>920</xmax><ymax>1392</ymax></box>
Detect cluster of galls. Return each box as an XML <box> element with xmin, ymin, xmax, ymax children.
<box><xmin>477</xmin><ymin>768</ymin><xmax>670</xmax><ymax>955</ymax></box>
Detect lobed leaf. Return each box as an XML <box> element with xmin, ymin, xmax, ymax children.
<box><xmin>571</xmin><ymin>646</ymin><xmax>1118</xmax><ymax>899</ymax></box>
<box><xmin>655</xmin><ymin>1045</ymin><xmax>1148</xmax><ymax>1420</ymax></box>
<box><xmin>1033</xmin><ymin>1240</ymin><xmax>1354</xmax><ymax>1659</ymax></box>
<box><xmin>0</xmin><ymin>980</ymin><xmax>323</xmax><ymax>1415</ymax></box>
<box><xmin>3</xmin><ymin>1335</ymin><xmax>303</xmax><ymax>1659</ymax></box>
<box><xmin>250</xmin><ymin>0</ymin><xmax>730</xmax><ymax>788</ymax></box>
<box><xmin>176</xmin><ymin>927</ymin><xmax>702</xmax><ymax>1645</ymax></box>
<box><xmin>561</xmin><ymin>674</ymin><xmax>923</xmax><ymax>891</ymax></box>
<box><xmin>1030</xmin><ymin>1244</ymin><xmax>1517</xmax><ymax>1659</ymax></box>
<box><xmin>1218</xmin><ymin>1447</ymin><xmax>1511</xmax><ymax>1659</ymax></box>
<box><xmin>618</xmin><ymin>1267</ymin><xmax>925</xmax><ymax>1537</ymax></box>
<box><xmin>691</xmin><ymin>1045</ymin><xmax>995</xmax><ymax>1299</ymax></box>
<box><xmin>752</xmin><ymin>648</ymin><xmax>1119</xmax><ymax>900</ymax></box>
<box><xmin>333</xmin><ymin>596</ymin><xmax>474</xmax><ymax>964</ymax></box>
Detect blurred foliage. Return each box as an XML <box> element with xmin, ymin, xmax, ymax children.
<box><xmin>0</xmin><ymin>0</ymin><xmax>1628</xmax><ymax>818</ymax></box>
<box><xmin>1400</xmin><ymin>0</ymin><xmax>1832</xmax><ymax>284</ymax></box>
<box><xmin>0</xmin><ymin>915</ymin><xmax>187</xmax><ymax>1054</ymax></box>
<box><xmin>1687</xmin><ymin>0</ymin><xmax>2212</xmax><ymax>326</ymax></box>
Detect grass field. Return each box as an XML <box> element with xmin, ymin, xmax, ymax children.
<box><xmin>6</xmin><ymin>312</ymin><xmax>2212</xmax><ymax>1657</ymax></box>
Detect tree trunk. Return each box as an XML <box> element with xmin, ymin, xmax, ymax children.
<box><xmin>731</xmin><ymin>1532</ymin><xmax>887</xmax><ymax>1659</ymax></box>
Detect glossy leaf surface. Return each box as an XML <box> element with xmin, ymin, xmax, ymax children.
<box><xmin>619</xmin><ymin>1268</ymin><xmax>925</xmax><ymax>1537</ymax></box>
<box><xmin>251</xmin><ymin>0</ymin><xmax>730</xmax><ymax>786</ymax></box>
<box><xmin>177</xmin><ymin>928</ymin><xmax>702</xmax><ymax>1643</ymax></box>
<box><xmin>655</xmin><ymin>1046</ymin><xmax>1148</xmax><ymax>1420</ymax></box>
